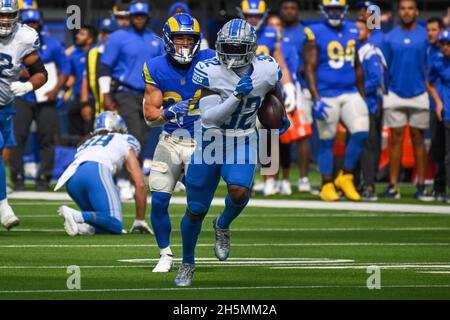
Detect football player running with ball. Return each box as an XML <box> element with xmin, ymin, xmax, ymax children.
<box><xmin>142</xmin><ymin>13</ymin><xmax>215</xmax><ymax>273</ymax></box>
<box><xmin>174</xmin><ymin>19</ymin><xmax>289</xmax><ymax>287</ymax></box>
<box><xmin>0</xmin><ymin>0</ymin><xmax>47</xmax><ymax>230</ymax></box>
<box><xmin>303</xmin><ymin>0</ymin><xmax>369</xmax><ymax>202</ymax></box>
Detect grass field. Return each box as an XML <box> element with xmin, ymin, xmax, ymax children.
<box><xmin>1</xmin><ymin>191</ymin><xmax>450</xmax><ymax>300</ymax></box>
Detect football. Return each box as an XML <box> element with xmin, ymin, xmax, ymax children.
<box><xmin>257</xmin><ymin>93</ymin><xmax>286</xmax><ymax>130</ymax></box>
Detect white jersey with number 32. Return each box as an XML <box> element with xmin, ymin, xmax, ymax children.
<box><xmin>0</xmin><ymin>23</ymin><xmax>40</xmax><ymax>106</ymax></box>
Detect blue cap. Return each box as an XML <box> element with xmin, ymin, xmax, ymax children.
<box><xmin>21</xmin><ymin>9</ymin><xmax>41</xmax><ymax>22</ymax></box>
<box><xmin>168</xmin><ymin>2</ymin><xmax>191</xmax><ymax>17</ymax></box>
<box><xmin>129</xmin><ymin>2</ymin><xmax>149</xmax><ymax>15</ymax></box>
<box><xmin>100</xmin><ymin>18</ymin><xmax>117</xmax><ymax>32</ymax></box>
<box><xmin>355</xmin><ymin>1</ymin><xmax>376</xmax><ymax>10</ymax></box>
<box><xmin>439</xmin><ymin>30</ymin><xmax>450</xmax><ymax>43</ymax></box>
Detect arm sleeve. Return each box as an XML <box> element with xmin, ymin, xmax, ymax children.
<box><xmin>199</xmin><ymin>94</ymin><xmax>242</xmax><ymax>128</ymax></box>
<box><xmin>142</xmin><ymin>62</ymin><xmax>160</xmax><ymax>89</ymax></box>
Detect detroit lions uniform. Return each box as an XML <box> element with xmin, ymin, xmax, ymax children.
<box><xmin>55</xmin><ymin>133</ymin><xmax>141</xmax><ymax>234</ymax></box>
<box><xmin>142</xmin><ymin>49</ymin><xmax>216</xmax><ymax>194</ymax></box>
<box><xmin>304</xmin><ymin>21</ymin><xmax>368</xmax><ymax>140</ymax></box>
<box><xmin>187</xmin><ymin>54</ymin><xmax>281</xmax><ymax>213</ymax></box>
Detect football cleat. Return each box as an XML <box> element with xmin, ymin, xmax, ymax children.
<box><xmin>381</xmin><ymin>184</ymin><xmax>401</xmax><ymax>199</ymax></box>
<box><xmin>174</xmin><ymin>263</ymin><xmax>195</xmax><ymax>287</ymax></box>
<box><xmin>361</xmin><ymin>187</ymin><xmax>378</xmax><ymax>202</ymax></box>
<box><xmin>264</xmin><ymin>178</ymin><xmax>279</xmax><ymax>196</ymax></box>
<box><xmin>334</xmin><ymin>171</ymin><xmax>361</xmax><ymax>201</ymax></box>
<box><xmin>58</xmin><ymin>206</ymin><xmax>79</xmax><ymax>236</ymax></box>
<box><xmin>320</xmin><ymin>182</ymin><xmax>340</xmax><ymax>202</ymax></box>
<box><xmin>298</xmin><ymin>177</ymin><xmax>312</xmax><ymax>193</ymax></box>
<box><xmin>0</xmin><ymin>204</ymin><xmax>20</xmax><ymax>231</ymax></box>
<box><xmin>77</xmin><ymin>223</ymin><xmax>95</xmax><ymax>236</ymax></box>
<box><xmin>279</xmin><ymin>180</ymin><xmax>292</xmax><ymax>196</ymax></box>
<box><xmin>152</xmin><ymin>254</ymin><xmax>174</xmax><ymax>273</ymax></box>
<box><xmin>213</xmin><ymin>218</ymin><xmax>231</xmax><ymax>261</ymax></box>
<box><xmin>415</xmin><ymin>185</ymin><xmax>434</xmax><ymax>202</ymax></box>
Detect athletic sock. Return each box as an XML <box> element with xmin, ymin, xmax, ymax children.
<box><xmin>344</xmin><ymin>132</ymin><xmax>369</xmax><ymax>171</ymax></box>
<box><xmin>0</xmin><ymin>155</ymin><xmax>6</xmax><ymax>201</ymax></box>
<box><xmin>150</xmin><ymin>192</ymin><xmax>172</xmax><ymax>249</ymax></box>
<box><xmin>217</xmin><ymin>194</ymin><xmax>249</xmax><ymax>229</ymax></box>
<box><xmin>82</xmin><ymin>211</ymin><xmax>122</xmax><ymax>234</ymax></box>
<box><xmin>180</xmin><ymin>212</ymin><xmax>203</xmax><ymax>264</ymax></box>
<box><xmin>160</xmin><ymin>247</ymin><xmax>173</xmax><ymax>257</ymax></box>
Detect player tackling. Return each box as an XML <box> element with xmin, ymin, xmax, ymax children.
<box><xmin>0</xmin><ymin>0</ymin><xmax>47</xmax><ymax>230</ymax></box>
<box><xmin>175</xmin><ymin>19</ymin><xmax>289</xmax><ymax>286</ymax></box>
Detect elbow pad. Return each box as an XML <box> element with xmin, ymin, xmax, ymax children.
<box><xmin>27</xmin><ymin>58</ymin><xmax>48</xmax><ymax>79</ymax></box>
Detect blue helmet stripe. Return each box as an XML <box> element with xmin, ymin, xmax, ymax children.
<box><xmin>230</xmin><ymin>19</ymin><xmax>240</xmax><ymax>37</ymax></box>
<box><xmin>4</xmin><ymin>0</ymin><xmax>12</xmax><ymax>7</ymax></box>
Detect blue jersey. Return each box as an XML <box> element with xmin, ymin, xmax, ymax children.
<box><xmin>281</xmin><ymin>41</ymin><xmax>299</xmax><ymax>83</ymax></box>
<box><xmin>256</xmin><ymin>25</ymin><xmax>280</xmax><ymax>56</ymax></box>
<box><xmin>143</xmin><ymin>49</ymin><xmax>216</xmax><ymax>137</ymax></box>
<box><xmin>102</xmin><ymin>28</ymin><xmax>164</xmax><ymax>93</ymax></box>
<box><xmin>428</xmin><ymin>44</ymin><xmax>442</xmax><ymax>112</ymax></box>
<box><xmin>283</xmin><ymin>24</ymin><xmax>306</xmax><ymax>88</ymax></box>
<box><xmin>429</xmin><ymin>52</ymin><xmax>450</xmax><ymax>121</ymax></box>
<box><xmin>383</xmin><ymin>25</ymin><xmax>428</xmax><ymax>98</ymax></box>
<box><xmin>69</xmin><ymin>46</ymin><xmax>90</xmax><ymax>96</ymax></box>
<box><xmin>23</xmin><ymin>35</ymin><xmax>71</xmax><ymax>103</ymax></box>
<box><xmin>368</xmin><ymin>29</ymin><xmax>385</xmax><ymax>50</ymax></box>
<box><xmin>304</xmin><ymin>21</ymin><xmax>359</xmax><ymax>98</ymax></box>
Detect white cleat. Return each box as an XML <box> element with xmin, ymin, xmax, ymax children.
<box><xmin>152</xmin><ymin>254</ymin><xmax>174</xmax><ymax>273</ymax></box>
<box><xmin>279</xmin><ymin>180</ymin><xmax>292</xmax><ymax>196</ymax></box>
<box><xmin>173</xmin><ymin>181</ymin><xmax>186</xmax><ymax>193</ymax></box>
<box><xmin>264</xmin><ymin>178</ymin><xmax>279</xmax><ymax>196</ymax></box>
<box><xmin>0</xmin><ymin>204</ymin><xmax>20</xmax><ymax>231</ymax></box>
<box><xmin>58</xmin><ymin>206</ymin><xmax>79</xmax><ymax>236</ymax></box>
<box><xmin>298</xmin><ymin>177</ymin><xmax>311</xmax><ymax>193</ymax></box>
<box><xmin>77</xmin><ymin>223</ymin><xmax>95</xmax><ymax>236</ymax></box>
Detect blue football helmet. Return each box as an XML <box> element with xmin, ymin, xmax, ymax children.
<box><xmin>163</xmin><ymin>13</ymin><xmax>201</xmax><ymax>64</ymax></box>
<box><xmin>216</xmin><ymin>19</ymin><xmax>257</xmax><ymax>69</ymax></box>
<box><xmin>129</xmin><ymin>1</ymin><xmax>149</xmax><ymax>16</ymax></box>
<box><xmin>238</xmin><ymin>0</ymin><xmax>268</xmax><ymax>32</ymax></box>
<box><xmin>94</xmin><ymin>111</ymin><xmax>128</xmax><ymax>134</ymax></box>
<box><xmin>319</xmin><ymin>0</ymin><xmax>348</xmax><ymax>27</ymax></box>
<box><xmin>0</xmin><ymin>0</ymin><xmax>19</xmax><ymax>37</ymax></box>
<box><xmin>21</xmin><ymin>8</ymin><xmax>40</xmax><ymax>23</ymax></box>
<box><xmin>439</xmin><ymin>30</ymin><xmax>450</xmax><ymax>43</ymax></box>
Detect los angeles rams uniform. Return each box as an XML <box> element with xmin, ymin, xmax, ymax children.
<box><xmin>256</xmin><ymin>25</ymin><xmax>280</xmax><ymax>56</ymax></box>
<box><xmin>55</xmin><ymin>133</ymin><xmax>140</xmax><ymax>234</ymax></box>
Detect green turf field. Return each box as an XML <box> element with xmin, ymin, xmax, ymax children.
<box><xmin>1</xmin><ymin>198</ymin><xmax>450</xmax><ymax>300</ymax></box>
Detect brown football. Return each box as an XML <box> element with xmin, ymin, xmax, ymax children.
<box><xmin>257</xmin><ymin>93</ymin><xmax>286</xmax><ymax>130</ymax></box>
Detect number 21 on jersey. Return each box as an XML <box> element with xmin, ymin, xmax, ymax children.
<box><xmin>327</xmin><ymin>40</ymin><xmax>355</xmax><ymax>69</ymax></box>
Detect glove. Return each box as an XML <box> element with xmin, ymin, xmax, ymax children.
<box><xmin>279</xmin><ymin>116</ymin><xmax>291</xmax><ymax>135</ymax></box>
<box><xmin>312</xmin><ymin>98</ymin><xmax>331</xmax><ymax>121</ymax></box>
<box><xmin>282</xmin><ymin>82</ymin><xmax>297</xmax><ymax>113</ymax></box>
<box><xmin>10</xmin><ymin>81</ymin><xmax>33</xmax><ymax>97</ymax></box>
<box><xmin>164</xmin><ymin>99</ymin><xmax>190</xmax><ymax>127</ymax></box>
<box><xmin>129</xmin><ymin>219</ymin><xmax>154</xmax><ymax>235</ymax></box>
<box><xmin>233</xmin><ymin>75</ymin><xmax>253</xmax><ymax>98</ymax></box>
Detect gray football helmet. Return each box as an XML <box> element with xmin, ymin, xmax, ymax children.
<box><xmin>0</xmin><ymin>0</ymin><xmax>19</xmax><ymax>37</ymax></box>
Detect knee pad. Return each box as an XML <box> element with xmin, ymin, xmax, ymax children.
<box><xmin>187</xmin><ymin>201</ymin><xmax>208</xmax><ymax>217</ymax></box>
<box><xmin>187</xmin><ymin>209</ymin><xmax>207</xmax><ymax>222</ymax></box>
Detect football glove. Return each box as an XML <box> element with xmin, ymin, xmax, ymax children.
<box><xmin>164</xmin><ymin>99</ymin><xmax>191</xmax><ymax>128</ymax></box>
<box><xmin>129</xmin><ymin>219</ymin><xmax>154</xmax><ymax>235</ymax></box>
<box><xmin>312</xmin><ymin>98</ymin><xmax>331</xmax><ymax>121</ymax></box>
<box><xmin>279</xmin><ymin>116</ymin><xmax>291</xmax><ymax>135</ymax></box>
<box><xmin>233</xmin><ymin>75</ymin><xmax>253</xmax><ymax>98</ymax></box>
<box><xmin>10</xmin><ymin>81</ymin><xmax>33</xmax><ymax>97</ymax></box>
<box><xmin>282</xmin><ymin>82</ymin><xmax>297</xmax><ymax>113</ymax></box>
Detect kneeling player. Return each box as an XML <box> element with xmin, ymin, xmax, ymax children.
<box><xmin>303</xmin><ymin>0</ymin><xmax>369</xmax><ymax>202</ymax></box>
<box><xmin>55</xmin><ymin>112</ymin><xmax>152</xmax><ymax>236</ymax></box>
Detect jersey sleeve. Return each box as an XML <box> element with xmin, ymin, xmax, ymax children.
<box><xmin>142</xmin><ymin>61</ymin><xmax>160</xmax><ymax>89</ymax></box>
<box><xmin>193</xmin><ymin>60</ymin><xmax>211</xmax><ymax>89</ymax></box>
<box><xmin>19</xmin><ymin>25</ymin><xmax>40</xmax><ymax>60</ymax></box>
<box><xmin>101</xmin><ymin>31</ymin><xmax>122</xmax><ymax>68</ymax></box>
<box><xmin>52</xmin><ymin>40</ymin><xmax>71</xmax><ymax>76</ymax></box>
<box><xmin>428</xmin><ymin>60</ymin><xmax>440</xmax><ymax>85</ymax></box>
<box><xmin>125</xmin><ymin>135</ymin><xmax>141</xmax><ymax>156</ymax></box>
<box><xmin>261</xmin><ymin>56</ymin><xmax>282</xmax><ymax>88</ymax></box>
<box><xmin>304</xmin><ymin>26</ymin><xmax>316</xmax><ymax>42</ymax></box>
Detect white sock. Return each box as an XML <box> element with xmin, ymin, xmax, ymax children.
<box><xmin>71</xmin><ymin>210</ymin><xmax>84</xmax><ymax>223</ymax></box>
<box><xmin>160</xmin><ymin>247</ymin><xmax>173</xmax><ymax>256</ymax></box>
<box><xmin>0</xmin><ymin>199</ymin><xmax>9</xmax><ymax>208</ymax></box>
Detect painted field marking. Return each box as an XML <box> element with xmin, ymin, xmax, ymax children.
<box><xmin>8</xmin><ymin>192</ymin><xmax>450</xmax><ymax>214</ymax></box>
<box><xmin>1</xmin><ymin>284</ymin><xmax>450</xmax><ymax>294</ymax></box>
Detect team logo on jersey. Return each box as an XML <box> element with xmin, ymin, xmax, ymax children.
<box><xmin>180</xmin><ymin>78</ymin><xmax>186</xmax><ymax>86</ymax></box>
<box><xmin>404</xmin><ymin>38</ymin><xmax>411</xmax><ymax>45</ymax></box>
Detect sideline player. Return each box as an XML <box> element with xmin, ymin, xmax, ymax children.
<box><xmin>303</xmin><ymin>0</ymin><xmax>369</xmax><ymax>202</ymax></box>
<box><xmin>142</xmin><ymin>13</ymin><xmax>215</xmax><ymax>272</ymax></box>
<box><xmin>0</xmin><ymin>0</ymin><xmax>47</xmax><ymax>230</ymax></box>
<box><xmin>55</xmin><ymin>111</ymin><xmax>152</xmax><ymax>236</ymax></box>
<box><xmin>174</xmin><ymin>19</ymin><xmax>289</xmax><ymax>286</ymax></box>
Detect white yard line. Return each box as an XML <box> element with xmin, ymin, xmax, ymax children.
<box><xmin>1</xmin><ymin>242</ymin><xmax>450</xmax><ymax>249</ymax></box>
<box><xmin>1</xmin><ymin>284</ymin><xmax>450</xmax><ymax>294</ymax></box>
<box><xmin>9</xmin><ymin>192</ymin><xmax>450</xmax><ymax>214</ymax></box>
